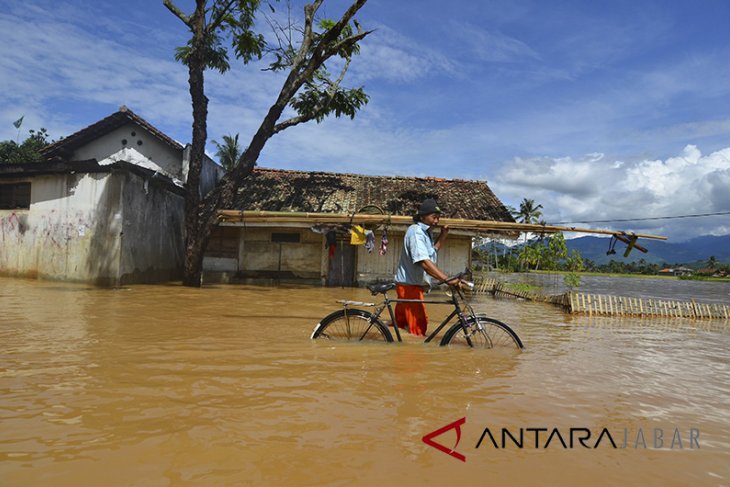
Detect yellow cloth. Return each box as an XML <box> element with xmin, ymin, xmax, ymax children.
<box><xmin>350</xmin><ymin>225</ymin><xmax>366</xmax><ymax>245</ymax></box>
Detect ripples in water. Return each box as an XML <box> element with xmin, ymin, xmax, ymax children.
<box><xmin>1</xmin><ymin>277</ymin><xmax>728</xmax><ymax>485</ymax></box>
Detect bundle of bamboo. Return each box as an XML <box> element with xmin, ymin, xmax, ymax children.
<box><xmin>217</xmin><ymin>209</ymin><xmax>668</xmax><ymax>241</ymax></box>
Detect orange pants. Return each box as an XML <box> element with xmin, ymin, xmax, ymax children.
<box><xmin>395</xmin><ymin>284</ymin><xmax>428</xmax><ymax>336</ymax></box>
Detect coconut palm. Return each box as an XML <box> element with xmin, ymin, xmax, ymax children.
<box><xmin>212</xmin><ymin>133</ymin><xmax>242</xmax><ymax>172</ymax></box>
<box><xmin>514</xmin><ymin>198</ymin><xmax>543</xmax><ymax>224</ymax></box>
<box><xmin>707</xmin><ymin>256</ymin><xmax>718</xmax><ymax>269</ymax></box>
<box><xmin>510</xmin><ymin>198</ymin><xmax>544</xmax><ymax>248</ymax></box>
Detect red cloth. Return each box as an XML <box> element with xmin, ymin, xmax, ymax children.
<box><xmin>395</xmin><ymin>284</ymin><xmax>428</xmax><ymax>336</ymax></box>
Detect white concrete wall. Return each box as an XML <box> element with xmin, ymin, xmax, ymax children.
<box><xmin>0</xmin><ymin>172</ymin><xmax>123</xmax><ymax>283</ymax></box>
<box><xmin>73</xmin><ymin>123</ymin><xmax>183</xmax><ymax>179</ymax></box>
<box><xmin>0</xmin><ymin>170</ymin><xmax>185</xmax><ymax>285</ymax></box>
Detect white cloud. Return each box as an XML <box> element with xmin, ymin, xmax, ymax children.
<box><xmin>0</xmin><ymin>5</ymin><xmax>192</xmax><ymax>141</ymax></box>
<box><xmin>447</xmin><ymin>21</ymin><xmax>540</xmax><ymax>64</ymax></box>
<box><xmin>493</xmin><ymin>145</ymin><xmax>730</xmax><ymax>241</ymax></box>
<box><xmin>349</xmin><ymin>24</ymin><xmax>459</xmax><ymax>83</ymax></box>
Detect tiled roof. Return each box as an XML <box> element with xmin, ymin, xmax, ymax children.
<box><xmin>233</xmin><ymin>167</ymin><xmax>514</xmax><ymax>222</ymax></box>
<box><xmin>42</xmin><ymin>106</ymin><xmax>183</xmax><ymax>159</ymax></box>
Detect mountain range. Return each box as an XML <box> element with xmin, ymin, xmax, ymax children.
<box><xmin>479</xmin><ymin>234</ymin><xmax>730</xmax><ymax>266</ymax></box>
<box><xmin>564</xmin><ymin>234</ymin><xmax>730</xmax><ymax>266</ymax></box>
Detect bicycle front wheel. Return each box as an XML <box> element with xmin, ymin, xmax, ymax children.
<box><xmin>440</xmin><ymin>316</ymin><xmax>523</xmax><ymax>349</ymax></box>
<box><xmin>311</xmin><ymin>309</ymin><xmax>393</xmax><ymax>343</ymax></box>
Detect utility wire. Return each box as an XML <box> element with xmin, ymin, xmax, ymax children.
<box><xmin>551</xmin><ymin>210</ymin><xmax>730</xmax><ymax>225</ymax></box>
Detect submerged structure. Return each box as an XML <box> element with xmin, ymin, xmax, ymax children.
<box><xmin>0</xmin><ymin>108</ymin><xmax>515</xmax><ymax>286</ymax></box>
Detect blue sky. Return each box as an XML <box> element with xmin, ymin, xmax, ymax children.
<box><xmin>2</xmin><ymin>0</ymin><xmax>730</xmax><ymax>242</ymax></box>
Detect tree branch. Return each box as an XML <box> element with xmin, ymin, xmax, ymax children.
<box><xmin>207</xmin><ymin>0</ymin><xmax>237</xmax><ymax>34</ymax></box>
<box><xmin>327</xmin><ymin>30</ymin><xmax>372</xmax><ymax>57</ymax></box>
<box><xmin>163</xmin><ymin>0</ymin><xmax>191</xmax><ymax>26</ymax></box>
<box><xmin>314</xmin><ymin>0</ymin><xmax>367</xmax><ymax>54</ymax></box>
<box><xmin>293</xmin><ymin>0</ymin><xmax>323</xmax><ymax>67</ymax></box>
<box><xmin>272</xmin><ymin>54</ymin><xmax>354</xmax><ymax>135</ymax></box>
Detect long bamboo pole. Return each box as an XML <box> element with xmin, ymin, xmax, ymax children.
<box><xmin>217</xmin><ymin>209</ymin><xmax>668</xmax><ymax>240</ymax></box>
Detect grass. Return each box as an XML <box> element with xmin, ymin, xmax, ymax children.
<box><xmin>502</xmin><ymin>282</ymin><xmax>542</xmax><ymax>294</ymax></box>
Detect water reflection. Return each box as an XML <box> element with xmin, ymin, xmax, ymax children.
<box><xmin>489</xmin><ymin>271</ymin><xmax>730</xmax><ymax>304</ymax></box>
<box><xmin>1</xmin><ymin>277</ymin><xmax>729</xmax><ymax>485</ymax></box>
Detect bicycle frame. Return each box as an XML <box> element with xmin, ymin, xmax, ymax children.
<box><xmin>344</xmin><ymin>285</ymin><xmax>477</xmax><ymax>343</ymax></box>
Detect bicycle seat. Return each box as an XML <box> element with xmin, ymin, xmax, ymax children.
<box><xmin>367</xmin><ymin>282</ymin><xmax>396</xmax><ymax>295</ymax></box>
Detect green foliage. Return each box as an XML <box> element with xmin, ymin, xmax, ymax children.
<box><xmin>518</xmin><ymin>243</ymin><xmax>542</xmax><ymax>270</ymax></box>
<box><xmin>174</xmin><ymin>0</ymin><xmax>265</xmax><ymax>73</ymax></box>
<box><xmin>563</xmin><ymin>272</ymin><xmax>581</xmax><ymax>290</ymax></box>
<box><xmin>503</xmin><ymin>282</ymin><xmax>542</xmax><ymax>294</ymax></box>
<box><xmin>290</xmin><ymin>82</ymin><xmax>369</xmax><ymax>122</ymax></box>
<box><xmin>212</xmin><ymin>133</ymin><xmax>243</xmax><ymax>171</ymax></box>
<box><xmin>173</xmin><ymin>0</ymin><xmax>369</xmax><ymax>128</ymax></box>
<box><xmin>564</xmin><ymin>249</ymin><xmax>584</xmax><ymax>272</ymax></box>
<box><xmin>511</xmin><ymin>198</ymin><xmax>543</xmax><ymax>224</ymax></box>
<box><xmin>543</xmin><ymin>233</ymin><xmax>568</xmax><ymax>270</ymax></box>
<box><xmin>581</xmin><ymin>258</ymin><xmax>661</xmax><ymax>275</ymax></box>
<box><xmin>0</xmin><ymin>128</ymin><xmax>53</xmax><ymax>164</ymax></box>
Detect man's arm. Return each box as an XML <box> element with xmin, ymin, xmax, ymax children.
<box><xmin>419</xmin><ymin>259</ymin><xmax>460</xmax><ymax>286</ymax></box>
<box><xmin>434</xmin><ymin>225</ymin><xmax>449</xmax><ymax>251</ymax></box>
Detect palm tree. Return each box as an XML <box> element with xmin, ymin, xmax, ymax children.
<box><xmin>514</xmin><ymin>198</ymin><xmax>543</xmax><ymax>224</ymax></box>
<box><xmin>509</xmin><ymin>199</ymin><xmax>543</xmax><ymax>271</ymax></box>
<box><xmin>212</xmin><ymin>133</ymin><xmax>242</xmax><ymax>172</ymax></box>
<box><xmin>707</xmin><ymin>256</ymin><xmax>718</xmax><ymax>269</ymax></box>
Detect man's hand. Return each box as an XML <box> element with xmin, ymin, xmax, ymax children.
<box><xmin>435</xmin><ymin>225</ymin><xmax>449</xmax><ymax>251</ymax></box>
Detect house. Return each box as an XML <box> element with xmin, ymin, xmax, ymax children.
<box><xmin>658</xmin><ymin>267</ymin><xmax>693</xmax><ymax>277</ymax></box>
<box><xmin>204</xmin><ymin>168</ymin><xmax>515</xmax><ymax>286</ymax></box>
<box><xmin>0</xmin><ymin>107</ymin><xmax>223</xmax><ymax>285</ymax></box>
<box><xmin>1</xmin><ymin>108</ymin><xmax>515</xmax><ymax>287</ymax></box>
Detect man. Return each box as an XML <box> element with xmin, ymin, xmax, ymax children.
<box><xmin>394</xmin><ymin>198</ymin><xmax>464</xmax><ymax>336</ymax></box>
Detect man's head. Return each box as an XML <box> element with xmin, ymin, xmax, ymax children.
<box><xmin>417</xmin><ymin>198</ymin><xmax>441</xmax><ymax>216</ymax></box>
<box><xmin>416</xmin><ymin>198</ymin><xmax>442</xmax><ymax>226</ymax></box>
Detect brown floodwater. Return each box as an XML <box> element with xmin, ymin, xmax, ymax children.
<box><xmin>1</xmin><ymin>276</ymin><xmax>729</xmax><ymax>486</ymax></box>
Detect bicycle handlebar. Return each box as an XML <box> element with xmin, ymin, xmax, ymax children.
<box><xmin>432</xmin><ymin>270</ymin><xmax>474</xmax><ymax>290</ymax></box>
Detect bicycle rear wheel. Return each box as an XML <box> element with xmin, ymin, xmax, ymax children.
<box><xmin>311</xmin><ymin>309</ymin><xmax>393</xmax><ymax>342</ymax></box>
<box><xmin>440</xmin><ymin>316</ymin><xmax>523</xmax><ymax>349</ymax></box>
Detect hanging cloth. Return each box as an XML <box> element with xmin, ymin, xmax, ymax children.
<box><xmin>350</xmin><ymin>225</ymin><xmax>367</xmax><ymax>245</ymax></box>
<box><xmin>364</xmin><ymin>230</ymin><xmax>375</xmax><ymax>253</ymax></box>
<box><xmin>325</xmin><ymin>230</ymin><xmax>338</xmax><ymax>258</ymax></box>
<box><xmin>379</xmin><ymin>228</ymin><xmax>389</xmax><ymax>256</ymax></box>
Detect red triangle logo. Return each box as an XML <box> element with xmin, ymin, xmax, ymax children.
<box><xmin>422</xmin><ymin>417</ymin><xmax>467</xmax><ymax>462</ymax></box>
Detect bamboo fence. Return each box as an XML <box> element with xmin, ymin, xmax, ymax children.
<box><xmin>567</xmin><ymin>292</ymin><xmax>730</xmax><ymax>320</ymax></box>
<box><xmin>472</xmin><ymin>277</ymin><xmax>729</xmax><ymax>320</ymax></box>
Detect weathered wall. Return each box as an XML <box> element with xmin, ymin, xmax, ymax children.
<box><xmin>204</xmin><ymin>224</ymin><xmax>473</xmax><ymax>286</ymax></box>
<box><xmin>354</xmin><ymin>229</ymin><xmax>472</xmax><ymax>284</ymax></box>
<box><xmin>182</xmin><ymin>147</ymin><xmax>225</xmax><ymax>196</ymax></box>
<box><xmin>0</xmin><ymin>170</ymin><xmax>185</xmax><ymax>286</ymax></box>
<box><xmin>236</xmin><ymin>226</ymin><xmax>321</xmax><ymax>279</ymax></box>
<box><xmin>0</xmin><ymin>172</ymin><xmax>123</xmax><ymax>284</ymax></box>
<box><xmin>119</xmin><ymin>171</ymin><xmax>185</xmax><ymax>284</ymax></box>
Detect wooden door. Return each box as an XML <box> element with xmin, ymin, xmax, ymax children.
<box><xmin>326</xmin><ymin>242</ymin><xmax>356</xmax><ymax>287</ymax></box>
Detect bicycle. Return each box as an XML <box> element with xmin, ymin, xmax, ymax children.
<box><xmin>310</xmin><ymin>272</ymin><xmax>524</xmax><ymax>349</ymax></box>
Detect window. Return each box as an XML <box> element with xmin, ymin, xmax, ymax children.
<box><xmin>0</xmin><ymin>182</ymin><xmax>31</xmax><ymax>209</ymax></box>
<box><xmin>271</xmin><ymin>232</ymin><xmax>300</xmax><ymax>243</ymax></box>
